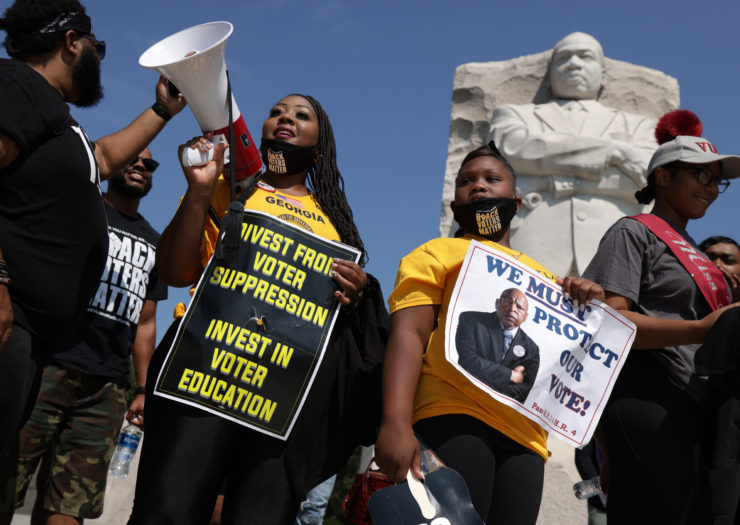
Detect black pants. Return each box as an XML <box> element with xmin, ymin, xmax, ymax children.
<box><xmin>128</xmin><ymin>323</ymin><xmax>301</xmax><ymax>525</ymax></box>
<box><xmin>601</xmin><ymin>354</ymin><xmax>711</xmax><ymax>524</ymax></box>
<box><xmin>414</xmin><ymin>414</ymin><xmax>545</xmax><ymax>525</ymax></box>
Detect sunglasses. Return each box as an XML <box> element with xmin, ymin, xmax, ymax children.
<box><xmin>77</xmin><ymin>32</ymin><xmax>106</xmax><ymax>60</ymax></box>
<box><xmin>129</xmin><ymin>156</ymin><xmax>159</xmax><ymax>173</ymax></box>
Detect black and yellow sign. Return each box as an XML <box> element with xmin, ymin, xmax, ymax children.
<box><xmin>154</xmin><ymin>210</ymin><xmax>360</xmax><ymax>440</ymax></box>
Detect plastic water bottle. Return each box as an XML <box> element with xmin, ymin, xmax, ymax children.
<box><xmin>573</xmin><ymin>476</ymin><xmax>603</xmax><ymax>500</ymax></box>
<box><xmin>108</xmin><ymin>423</ymin><xmax>142</xmax><ymax>479</ymax></box>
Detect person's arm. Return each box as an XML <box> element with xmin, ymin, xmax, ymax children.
<box><xmin>0</xmin><ymin>247</ymin><xmax>12</xmax><ymax>351</ymax></box>
<box><xmin>374</xmin><ymin>305</ymin><xmax>437</xmax><ymax>483</ymax></box>
<box><xmin>499</xmin><ymin>341</ymin><xmax>539</xmax><ymax>401</ymax></box>
<box><xmin>94</xmin><ymin>76</ymin><xmax>186</xmax><ymax>180</ymax></box>
<box><xmin>157</xmin><ymin>138</ymin><xmax>226</xmax><ymax>286</ymax></box>
<box><xmin>0</xmin><ymin>131</ymin><xmax>19</xmax><ymax>170</ymax></box>
<box><xmin>605</xmin><ymin>292</ymin><xmax>740</xmax><ymax>349</ymax></box>
<box><xmin>126</xmin><ymin>300</ymin><xmax>157</xmax><ymax>428</ymax></box>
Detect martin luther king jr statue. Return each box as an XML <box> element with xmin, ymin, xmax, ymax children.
<box><xmin>487</xmin><ymin>32</ymin><xmax>658</xmax><ymax>276</ymax></box>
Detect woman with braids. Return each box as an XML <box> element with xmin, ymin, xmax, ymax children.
<box><xmin>582</xmin><ymin>110</ymin><xmax>740</xmax><ymax>524</ymax></box>
<box><xmin>128</xmin><ymin>95</ymin><xmax>387</xmax><ymax>525</ymax></box>
<box><xmin>375</xmin><ymin>142</ymin><xmax>604</xmax><ymax>524</ymax></box>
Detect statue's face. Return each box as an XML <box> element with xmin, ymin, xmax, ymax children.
<box><xmin>549</xmin><ymin>33</ymin><xmax>604</xmax><ymax>100</ymax></box>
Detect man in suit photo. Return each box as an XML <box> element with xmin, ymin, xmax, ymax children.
<box><xmin>456</xmin><ymin>288</ymin><xmax>539</xmax><ymax>402</ymax></box>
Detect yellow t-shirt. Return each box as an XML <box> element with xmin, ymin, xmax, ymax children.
<box><xmin>201</xmin><ymin>177</ymin><xmax>340</xmax><ymax>269</ymax></box>
<box><xmin>173</xmin><ymin>177</ymin><xmax>340</xmax><ymax>318</ymax></box>
<box><xmin>388</xmin><ymin>235</ymin><xmax>558</xmax><ymax>460</ymax></box>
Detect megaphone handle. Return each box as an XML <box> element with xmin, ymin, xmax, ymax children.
<box><xmin>181</xmin><ymin>140</ymin><xmax>231</xmax><ymax>167</ymax></box>
<box><xmin>181</xmin><ymin>144</ymin><xmax>215</xmax><ymax>167</ymax></box>
<box><xmin>167</xmin><ymin>80</ymin><xmax>181</xmax><ymax>97</ymax></box>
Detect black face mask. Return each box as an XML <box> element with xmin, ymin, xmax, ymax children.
<box><xmin>260</xmin><ymin>139</ymin><xmax>316</xmax><ymax>176</ymax></box>
<box><xmin>453</xmin><ymin>197</ymin><xmax>518</xmax><ymax>239</ymax></box>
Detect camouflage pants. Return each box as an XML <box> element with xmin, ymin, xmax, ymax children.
<box><xmin>0</xmin><ymin>365</ymin><xmax>127</xmax><ymax>518</ymax></box>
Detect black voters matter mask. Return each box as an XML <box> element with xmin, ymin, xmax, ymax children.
<box><xmin>260</xmin><ymin>139</ymin><xmax>316</xmax><ymax>176</ymax></box>
<box><xmin>453</xmin><ymin>197</ymin><xmax>518</xmax><ymax>239</ymax></box>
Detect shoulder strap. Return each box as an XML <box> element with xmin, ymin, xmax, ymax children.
<box><xmin>212</xmin><ymin>171</ymin><xmax>261</xmax><ymax>265</ymax></box>
<box><xmin>212</xmin><ymin>69</ymin><xmax>263</xmax><ymax>266</ymax></box>
<box><xmin>628</xmin><ymin>214</ymin><xmax>731</xmax><ymax>310</ymax></box>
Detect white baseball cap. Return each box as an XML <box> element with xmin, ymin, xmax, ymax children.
<box><xmin>647</xmin><ymin>135</ymin><xmax>740</xmax><ymax>179</ymax></box>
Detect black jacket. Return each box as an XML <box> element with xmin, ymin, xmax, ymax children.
<box><xmin>283</xmin><ymin>273</ymin><xmax>388</xmax><ymax>495</ymax></box>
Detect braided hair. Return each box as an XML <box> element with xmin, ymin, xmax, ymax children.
<box><xmin>290</xmin><ymin>94</ymin><xmax>368</xmax><ymax>266</ymax></box>
<box><xmin>1</xmin><ymin>0</ymin><xmax>86</xmax><ymax>59</ymax></box>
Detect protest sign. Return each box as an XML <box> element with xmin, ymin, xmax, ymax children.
<box><xmin>446</xmin><ymin>240</ymin><xmax>636</xmax><ymax>446</ymax></box>
<box><xmin>154</xmin><ymin>210</ymin><xmax>360</xmax><ymax>440</ymax></box>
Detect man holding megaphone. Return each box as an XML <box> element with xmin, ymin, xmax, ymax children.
<box><xmin>0</xmin><ymin>0</ymin><xmax>185</xmax><ymax>466</ymax></box>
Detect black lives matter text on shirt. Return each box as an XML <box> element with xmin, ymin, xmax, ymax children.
<box><xmin>155</xmin><ymin>210</ymin><xmax>360</xmax><ymax>440</ymax></box>
<box><xmin>51</xmin><ymin>202</ymin><xmax>168</xmax><ymax>386</ymax></box>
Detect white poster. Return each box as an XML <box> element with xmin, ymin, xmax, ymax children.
<box><xmin>446</xmin><ymin>241</ymin><xmax>636</xmax><ymax>446</ymax></box>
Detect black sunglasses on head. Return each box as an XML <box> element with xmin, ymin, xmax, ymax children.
<box><xmin>77</xmin><ymin>32</ymin><xmax>106</xmax><ymax>60</ymax></box>
<box><xmin>129</xmin><ymin>156</ymin><xmax>159</xmax><ymax>173</ymax></box>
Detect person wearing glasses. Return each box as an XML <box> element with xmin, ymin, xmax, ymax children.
<box><xmin>0</xmin><ymin>0</ymin><xmax>185</xmax><ymax>465</ymax></box>
<box><xmin>700</xmin><ymin>235</ymin><xmax>740</xmax><ymax>302</ymax></box>
<box><xmin>582</xmin><ymin>110</ymin><xmax>740</xmax><ymax>524</ymax></box>
<box><xmin>0</xmin><ymin>148</ymin><xmax>168</xmax><ymax>525</ymax></box>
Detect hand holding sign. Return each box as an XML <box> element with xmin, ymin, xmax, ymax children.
<box><xmin>331</xmin><ymin>258</ymin><xmax>367</xmax><ymax>306</ymax></box>
<box><xmin>447</xmin><ymin>241</ymin><xmax>635</xmax><ymax>446</ymax></box>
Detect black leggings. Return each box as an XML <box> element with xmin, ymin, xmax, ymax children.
<box><xmin>414</xmin><ymin>414</ymin><xmax>544</xmax><ymax>525</ymax></box>
<box><xmin>600</xmin><ymin>353</ymin><xmax>711</xmax><ymax>524</ymax></box>
<box><xmin>128</xmin><ymin>324</ymin><xmax>301</xmax><ymax>525</ymax></box>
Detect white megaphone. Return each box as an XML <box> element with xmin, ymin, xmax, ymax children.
<box><xmin>139</xmin><ymin>21</ymin><xmax>263</xmax><ymax>180</ymax></box>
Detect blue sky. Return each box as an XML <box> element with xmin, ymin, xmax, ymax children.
<box><xmin>4</xmin><ymin>0</ymin><xmax>740</xmax><ymax>339</ymax></box>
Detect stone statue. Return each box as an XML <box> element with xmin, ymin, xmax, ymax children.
<box><xmin>440</xmin><ymin>32</ymin><xmax>680</xmax><ymax>278</ymax></box>
<box><xmin>490</xmin><ymin>32</ymin><xmax>658</xmax><ymax>276</ymax></box>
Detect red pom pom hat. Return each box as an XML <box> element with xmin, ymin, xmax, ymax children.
<box><xmin>647</xmin><ymin>110</ymin><xmax>740</xmax><ymax>178</ymax></box>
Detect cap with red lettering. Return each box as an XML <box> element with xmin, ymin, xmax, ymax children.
<box><xmin>648</xmin><ymin>110</ymin><xmax>740</xmax><ymax>179</ymax></box>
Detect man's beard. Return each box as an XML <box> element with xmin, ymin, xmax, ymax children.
<box><xmin>72</xmin><ymin>46</ymin><xmax>104</xmax><ymax>108</ymax></box>
<box><xmin>108</xmin><ymin>172</ymin><xmax>152</xmax><ymax>199</ymax></box>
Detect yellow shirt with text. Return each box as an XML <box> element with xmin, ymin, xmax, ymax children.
<box><xmin>174</xmin><ymin>177</ymin><xmax>340</xmax><ymax>318</ymax></box>
<box><xmin>388</xmin><ymin>235</ymin><xmax>558</xmax><ymax>460</ymax></box>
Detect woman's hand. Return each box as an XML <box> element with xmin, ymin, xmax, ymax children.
<box><xmin>559</xmin><ymin>276</ymin><xmax>605</xmax><ymax>309</ymax></box>
<box><xmin>697</xmin><ymin>302</ymin><xmax>740</xmax><ymax>338</ymax></box>
<box><xmin>331</xmin><ymin>259</ymin><xmax>367</xmax><ymax>307</ymax></box>
<box><xmin>375</xmin><ymin>418</ymin><xmax>423</xmax><ymax>483</ymax></box>
<box><xmin>178</xmin><ymin>134</ymin><xmax>226</xmax><ymax>194</ymax></box>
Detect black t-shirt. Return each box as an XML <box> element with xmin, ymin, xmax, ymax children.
<box><xmin>52</xmin><ymin>201</ymin><xmax>167</xmax><ymax>385</ymax></box>
<box><xmin>0</xmin><ymin>59</ymin><xmax>108</xmax><ymax>349</ymax></box>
